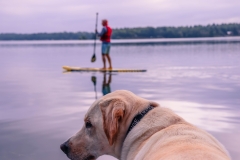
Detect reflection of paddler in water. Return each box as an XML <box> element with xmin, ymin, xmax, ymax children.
<box><xmin>102</xmin><ymin>73</ymin><xmax>111</xmax><ymax>96</ymax></box>
<box><xmin>91</xmin><ymin>73</ymin><xmax>112</xmax><ymax>99</ymax></box>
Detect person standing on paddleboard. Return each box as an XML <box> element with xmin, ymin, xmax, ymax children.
<box><xmin>96</xmin><ymin>19</ymin><xmax>112</xmax><ymax>70</ymax></box>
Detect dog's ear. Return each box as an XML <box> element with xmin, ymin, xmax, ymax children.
<box><xmin>99</xmin><ymin>98</ymin><xmax>125</xmax><ymax>146</ymax></box>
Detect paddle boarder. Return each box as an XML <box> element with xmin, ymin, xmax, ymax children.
<box><xmin>96</xmin><ymin>19</ymin><xmax>112</xmax><ymax>70</ymax></box>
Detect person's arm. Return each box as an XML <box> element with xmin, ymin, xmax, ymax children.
<box><xmin>96</xmin><ymin>27</ymin><xmax>107</xmax><ymax>37</ymax></box>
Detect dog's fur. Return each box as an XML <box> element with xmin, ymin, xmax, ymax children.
<box><xmin>61</xmin><ymin>90</ymin><xmax>230</xmax><ymax>160</ymax></box>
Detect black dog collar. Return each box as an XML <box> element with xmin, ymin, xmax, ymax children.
<box><xmin>126</xmin><ymin>105</ymin><xmax>154</xmax><ymax>136</ymax></box>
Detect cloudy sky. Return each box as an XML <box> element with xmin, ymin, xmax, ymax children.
<box><xmin>0</xmin><ymin>0</ymin><xmax>240</xmax><ymax>33</ymax></box>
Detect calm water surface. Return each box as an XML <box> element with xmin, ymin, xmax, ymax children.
<box><xmin>0</xmin><ymin>38</ymin><xmax>240</xmax><ymax>160</ymax></box>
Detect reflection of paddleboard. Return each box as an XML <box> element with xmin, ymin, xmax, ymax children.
<box><xmin>62</xmin><ymin>66</ymin><xmax>147</xmax><ymax>72</ymax></box>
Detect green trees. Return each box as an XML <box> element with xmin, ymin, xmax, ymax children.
<box><xmin>0</xmin><ymin>23</ymin><xmax>239</xmax><ymax>40</ymax></box>
<box><xmin>111</xmin><ymin>23</ymin><xmax>240</xmax><ymax>39</ymax></box>
<box><xmin>0</xmin><ymin>32</ymin><xmax>93</xmax><ymax>40</ymax></box>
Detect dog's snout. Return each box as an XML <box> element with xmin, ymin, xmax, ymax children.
<box><xmin>60</xmin><ymin>141</ymin><xmax>69</xmax><ymax>155</ymax></box>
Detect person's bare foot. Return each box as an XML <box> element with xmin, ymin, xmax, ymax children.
<box><xmin>100</xmin><ymin>67</ymin><xmax>106</xmax><ymax>70</ymax></box>
<box><xmin>108</xmin><ymin>67</ymin><xmax>112</xmax><ymax>70</ymax></box>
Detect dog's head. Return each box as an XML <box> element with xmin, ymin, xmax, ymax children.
<box><xmin>60</xmin><ymin>90</ymin><xmax>149</xmax><ymax>160</ymax></box>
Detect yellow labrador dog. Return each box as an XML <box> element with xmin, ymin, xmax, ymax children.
<box><xmin>60</xmin><ymin>90</ymin><xmax>230</xmax><ymax>160</ymax></box>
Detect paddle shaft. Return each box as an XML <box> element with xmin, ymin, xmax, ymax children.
<box><xmin>93</xmin><ymin>13</ymin><xmax>98</xmax><ymax>55</ymax></box>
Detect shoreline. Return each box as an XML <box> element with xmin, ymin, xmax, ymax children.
<box><xmin>1</xmin><ymin>36</ymin><xmax>240</xmax><ymax>45</ymax></box>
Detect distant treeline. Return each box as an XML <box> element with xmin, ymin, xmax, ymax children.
<box><xmin>113</xmin><ymin>23</ymin><xmax>240</xmax><ymax>39</ymax></box>
<box><xmin>1</xmin><ymin>23</ymin><xmax>240</xmax><ymax>40</ymax></box>
<box><xmin>0</xmin><ymin>32</ymin><xmax>93</xmax><ymax>41</ymax></box>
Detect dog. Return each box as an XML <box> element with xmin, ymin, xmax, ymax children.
<box><xmin>60</xmin><ymin>90</ymin><xmax>230</xmax><ymax>160</ymax></box>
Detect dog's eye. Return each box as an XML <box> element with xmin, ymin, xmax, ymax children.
<box><xmin>85</xmin><ymin>122</ymin><xmax>92</xmax><ymax>128</ymax></box>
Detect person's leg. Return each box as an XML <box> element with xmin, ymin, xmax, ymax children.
<box><xmin>106</xmin><ymin>54</ymin><xmax>112</xmax><ymax>69</ymax></box>
<box><xmin>107</xmin><ymin>73</ymin><xmax>112</xmax><ymax>84</ymax></box>
<box><xmin>106</xmin><ymin>43</ymin><xmax>112</xmax><ymax>69</ymax></box>
<box><xmin>102</xmin><ymin>54</ymin><xmax>106</xmax><ymax>69</ymax></box>
<box><xmin>101</xmin><ymin>43</ymin><xmax>107</xmax><ymax>69</ymax></box>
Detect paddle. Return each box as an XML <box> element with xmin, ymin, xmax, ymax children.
<box><xmin>91</xmin><ymin>13</ymin><xmax>98</xmax><ymax>63</ymax></box>
<box><xmin>91</xmin><ymin>76</ymin><xmax>97</xmax><ymax>99</ymax></box>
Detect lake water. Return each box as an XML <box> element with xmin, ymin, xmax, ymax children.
<box><xmin>0</xmin><ymin>37</ymin><xmax>240</xmax><ymax>160</ymax></box>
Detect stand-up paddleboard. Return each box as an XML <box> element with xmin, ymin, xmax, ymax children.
<box><xmin>62</xmin><ymin>66</ymin><xmax>147</xmax><ymax>72</ymax></box>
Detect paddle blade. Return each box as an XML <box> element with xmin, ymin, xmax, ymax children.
<box><xmin>91</xmin><ymin>54</ymin><xmax>96</xmax><ymax>62</ymax></box>
<box><xmin>91</xmin><ymin>76</ymin><xmax>97</xmax><ymax>85</ymax></box>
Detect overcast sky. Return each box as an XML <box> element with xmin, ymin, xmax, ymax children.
<box><xmin>0</xmin><ymin>0</ymin><xmax>240</xmax><ymax>33</ymax></box>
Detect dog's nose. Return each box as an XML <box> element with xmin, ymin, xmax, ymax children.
<box><xmin>60</xmin><ymin>141</ymin><xmax>69</xmax><ymax>155</ymax></box>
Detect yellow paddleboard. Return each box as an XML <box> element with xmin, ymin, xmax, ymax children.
<box><xmin>62</xmin><ymin>66</ymin><xmax>146</xmax><ymax>72</ymax></box>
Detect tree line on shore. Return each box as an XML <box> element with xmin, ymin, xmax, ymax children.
<box><xmin>0</xmin><ymin>23</ymin><xmax>240</xmax><ymax>40</ymax></box>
